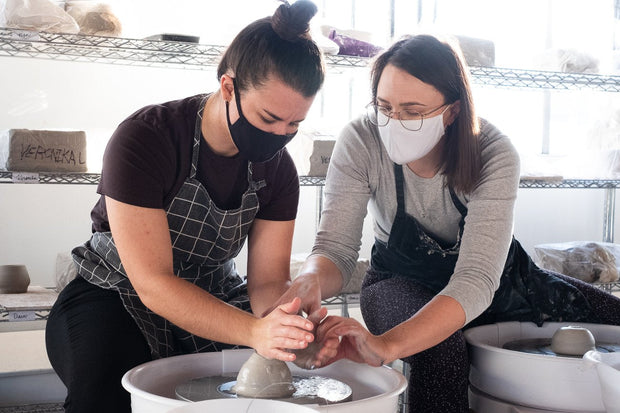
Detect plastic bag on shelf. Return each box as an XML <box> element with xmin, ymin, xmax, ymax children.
<box><xmin>534</xmin><ymin>241</ymin><xmax>620</xmax><ymax>284</ymax></box>
<box><xmin>2</xmin><ymin>0</ymin><xmax>79</xmax><ymax>34</ymax></box>
<box><xmin>65</xmin><ymin>1</ymin><xmax>122</xmax><ymax>37</ymax></box>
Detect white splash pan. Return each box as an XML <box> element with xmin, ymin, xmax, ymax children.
<box><xmin>583</xmin><ymin>350</ymin><xmax>620</xmax><ymax>413</ymax></box>
<box><xmin>121</xmin><ymin>348</ymin><xmax>407</xmax><ymax>413</ymax></box>
<box><xmin>167</xmin><ymin>398</ymin><xmax>318</xmax><ymax>413</ymax></box>
<box><xmin>465</xmin><ymin>321</ymin><xmax>620</xmax><ymax>412</ymax></box>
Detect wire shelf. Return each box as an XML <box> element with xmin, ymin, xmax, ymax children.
<box><xmin>0</xmin><ymin>28</ymin><xmax>368</xmax><ymax>70</ymax></box>
<box><xmin>3</xmin><ymin>171</ymin><xmax>620</xmax><ymax>189</ymax></box>
<box><xmin>299</xmin><ymin>176</ymin><xmax>327</xmax><ymax>186</ymax></box>
<box><xmin>594</xmin><ymin>281</ymin><xmax>620</xmax><ymax>293</ymax></box>
<box><xmin>469</xmin><ymin>66</ymin><xmax>620</xmax><ymax>92</ymax></box>
<box><xmin>3</xmin><ymin>28</ymin><xmax>620</xmax><ymax>91</ymax></box>
<box><xmin>519</xmin><ymin>179</ymin><xmax>620</xmax><ymax>189</ymax></box>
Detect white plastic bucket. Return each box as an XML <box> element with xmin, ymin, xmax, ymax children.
<box><xmin>465</xmin><ymin>321</ymin><xmax>620</xmax><ymax>412</ymax></box>
<box><xmin>122</xmin><ymin>348</ymin><xmax>406</xmax><ymax>413</ymax></box>
<box><xmin>167</xmin><ymin>398</ymin><xmax>318</xmax><ymax>413</ymax></box>
<box><xmin>583</xmin><ymin>350</ymin><xmax>620</xmax><ymax>413</ymax></box>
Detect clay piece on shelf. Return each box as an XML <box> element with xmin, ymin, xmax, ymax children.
<box><xmin>0</xmin><ymin>265</ymin><xmax>30</xmax><ymax>294</ymax></box>
<box><xmin>232</xmin><ymin>351</ymin><xmax>296</xmax><ymax>398</ymax></box>
<box><xmin>0</xmin><ymin>129</ymin><xmax>87</xmax><ymax>173</ymax></box>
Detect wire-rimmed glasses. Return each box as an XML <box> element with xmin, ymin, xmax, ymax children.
<box><xmin>365</xmin><ymin>102</ymin><xmax>448</xmax><ymax>131</ymax></box>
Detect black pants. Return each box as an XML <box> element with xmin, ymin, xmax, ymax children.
<box><xmin>46</xmin><ymin>276</ymin><xmax>152</xmax><ymax>413</ymax></box>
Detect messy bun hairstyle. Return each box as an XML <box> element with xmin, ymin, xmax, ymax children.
<box><xmin>217</xmin><ymin>0</ymin><xmax>324</xmax><ymax>98</ymax></box>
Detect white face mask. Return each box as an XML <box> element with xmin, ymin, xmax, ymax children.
<box><xmin>378</xmin><ymin>106</ymin><xmax>450</xmax><ymax>165</ymax></box>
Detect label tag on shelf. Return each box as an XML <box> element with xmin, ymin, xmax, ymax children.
<box><xmin>8</xmin><ymin>311</ymin><xmax>36</xmax><ymax>322</ymax></box>
<box><xmin>9</xmin><ymin>30</ymin><xmax>41</xmax><ymax>42</ymax></box>
<box><xmin>12</xmin><ymin>172</ymin><xmax>39</xmax><ymax>183</ymax></box>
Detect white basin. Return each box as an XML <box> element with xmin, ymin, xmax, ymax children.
<box><xmin>465</xmin><ymin>321</ymin><xmax>620</xmax><ymax>412</ymax></box>
<box><xmin>122</xmin><ymin>348</ymin><xmax>406</xmax><ymax>413</ymax></box>
<box><xmin>583</xmin><ymin>350</ymin><xmax>620</xmax><ymax>413</ymax></box>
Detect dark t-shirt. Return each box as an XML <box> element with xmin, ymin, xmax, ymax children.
<box><xmin>90</xmin><ymin>94</ymin><xmax>299</xmax><ymax>232</ymax></box>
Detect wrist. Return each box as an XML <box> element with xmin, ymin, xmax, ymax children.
<box><xmin>379</xmin><ymin>332</ymin><xmax>402</xmax><ymax>365</ymax></box>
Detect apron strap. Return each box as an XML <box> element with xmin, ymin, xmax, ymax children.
<box><xmin>449</xmin><ymin>187</ymin><xmax>468</xmax><ymax>217</ymax></box>
<box><xmin>190</xmin><ymin>96</ymin><xmax>208</xmax><ymax>179</ymax></box>
<box><xmin>393</xmin><ymin>163</ymin><xmax>406</xmax><ymax>214</ymax></box>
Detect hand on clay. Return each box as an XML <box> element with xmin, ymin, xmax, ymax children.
<box><xmin>316</xmin><ymin>315</ymin><xmax>386</xmax><ymax>367</ymax></box>
<box><xmin>268</xmin><ymin>273</ymin><xmax>323</xmax><ymax>320</ymax></box>
<box><xmin>252</xmin><ymin>297</ymin><xmax>315</xmax><ymax>362</ymax></box>
<box><xmin>291</xmin><ymin>307</ymin><xmax>340</xmax><ymax>369</ymax></box>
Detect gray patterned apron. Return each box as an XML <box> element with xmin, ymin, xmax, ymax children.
<box><xmin>72</xmin><ymin>96</ymin><xmax>263</xmax><ymax>359</ymax></box>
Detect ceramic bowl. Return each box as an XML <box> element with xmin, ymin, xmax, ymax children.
<box><xmin>551</xmin><ymin>325</ymin><xmax>596</xmax><ymax>356</ymax></box>
<box><xmin>232</xmin><ymin>351</ymin><xmax>295</xmax><ymax>398</ymax></box>
<box><xmin>0</xmin><ymin>265</ymin><xmax>30</xmax><ymax>294</ymax></box>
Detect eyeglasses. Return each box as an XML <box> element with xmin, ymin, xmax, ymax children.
<box><xmin>365</xmin><ymin>102</ymin><xmax>449</xmax><ymax>131</ymax></box>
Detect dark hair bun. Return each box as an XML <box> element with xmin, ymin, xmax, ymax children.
<box><xmin>271</xmin><ymin>0</ymin><xmax>318</xmax><ymax>42</ymax></box>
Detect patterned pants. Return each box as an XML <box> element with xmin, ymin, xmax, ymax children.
<box><xmin>360</xmin><ymin>270</ymin><xmax>620</xmax><ymax>413</ymax></box>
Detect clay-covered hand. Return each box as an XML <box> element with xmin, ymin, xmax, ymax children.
<box><xmin>291</xmin><ymin>307</ymin><xmax>340</xmax><ymax>369</ymax></box>
<box><xmin>270</xmin><ymin>272</ymin><xmax>323</xmax><ymax>320</ymax></box>
<box><xmin>252</xmin><ymin>297</ymin><xmax>315</xmax><ymax>362</ymax></box>
<box><xmin>316</xmin><ymin>315</ymin><xmax>386</xmax><ymax>367</ymax></box>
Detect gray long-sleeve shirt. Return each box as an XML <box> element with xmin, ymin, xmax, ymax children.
<box><xmin>311</xmin><ymin>116</ymin><xmax>521</xmax><ymax>323</ymax></box>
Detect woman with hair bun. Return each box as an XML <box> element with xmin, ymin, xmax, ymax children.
<box><xmin>46</xmin><ymin>2</ymin><xmax>328</xmax><ymax>412</ymax></box>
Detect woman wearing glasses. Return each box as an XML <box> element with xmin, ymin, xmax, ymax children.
<box><xmin>45</xmin><ymin>2</ymin><xmax>333</xmax><ymax>412</ymax></box>
<box><xmin>279</xmin><ymin>34</ymin><xmax>620</xmax><ymax>411</ymax></box>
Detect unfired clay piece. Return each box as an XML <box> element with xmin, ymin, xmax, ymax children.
<box><xmin>0</xmin><ymin>265</ymin><xmax>30</xmax><ymax>294</ymax></box>
<box><xmin>550</xmin><ymin>325</ymin><xmax>596</xmax><ymax>356</ymax></box>
<box><xmin>232</xmin><ymin>352</ymin><xmax>296</xmax><ymax>398</ymax></box>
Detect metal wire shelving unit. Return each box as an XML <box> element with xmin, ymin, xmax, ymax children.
<box><xmin>2</xmin><ymin>28</ymin><xmax>620</xmax><ymax>90</ymax></box>
<box><xmin>2</xmin><ymin>28</ymin><xmax>620</xmax><ymax>294</ymax></box>
<box><xmin>3</xmin><ymin>172</ymin><xmax>620</xmax><ymax>189</ymax></box>
<box><xmin>0</xmin><ymin>28</ymin><xmax>370</xmax><ymax>69</ymax></box>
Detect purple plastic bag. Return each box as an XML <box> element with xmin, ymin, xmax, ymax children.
<box><xmin>328</xmin><ymin>29</ymin><xmax>383</xmax><ymax>57</ymax></box>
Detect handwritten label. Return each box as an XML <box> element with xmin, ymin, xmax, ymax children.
<box><xmin>9</xmin><ymin>311</ymin><xmax>36</xmax><ymax>322</ymax></box>
<box><xmin>9</xmin><ymin>30</ymin><xmax>41</xmax><ymax>42</ymax></box>
<box><xmin>12</xmin><ymin>172</ymin><xmax>39</xmax><ymax>184</ymax></box>
<box><xmin>20</xmin><ymin>144</ymin><xmax>86</xmax><ymax>166</ymax></box>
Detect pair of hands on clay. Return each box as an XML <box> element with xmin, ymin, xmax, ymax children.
<box><xmin>266</xmin><ymin>275</ymin><xmax>387</xmax><ymax>370</ymax></box>
<box><xmin>254</xmin><ymin>295</ymin><xmax>339</xmax><ymax>368</ymax></box>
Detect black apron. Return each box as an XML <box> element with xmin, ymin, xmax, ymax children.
<box><xmin>72</xmin><ymin>96</ymin><xmax>261</xmax><ymax>358</ymax></box>
<box><xmin>370</xmin><ymin>163</ymin><xmax>593</xmax><ymax>327</ymax></box>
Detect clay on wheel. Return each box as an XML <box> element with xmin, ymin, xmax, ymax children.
<box><xmin>550</xmin><ymin>326</ymin><xmax>596</xmax><ymax>356</ymax></box>
<box><xmin>232</xmin><ymin>351</ymin><xmax>296</xmax><ymax>398</ymax></box>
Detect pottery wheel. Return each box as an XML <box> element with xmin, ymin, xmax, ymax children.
<box><xmin>175</xmin><ymin>374</ymin><xmax>353</xmax><ymax>405</ymax></box>
<box><xmin>502</xmin><ymin>338</ymin><xmax>620</xmax><ymax>357</ymax></box>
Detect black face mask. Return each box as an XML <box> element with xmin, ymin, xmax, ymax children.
<box><xmin>226</xmin><ymin>78</ymin><xmax>297</xmax><ymax>163</ymax></box>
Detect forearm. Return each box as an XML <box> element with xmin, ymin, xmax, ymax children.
<box><xmin>296</xmin><ymin>254</ymin><xmax>344</xmax><ymax>300</ymax></box>
<box><xmin>249</xmin><ymin>277</ymin><xmax>292</xmax><ymax>317</ymax></box>
<box><xmin>246</xmin><ymin>218</ymin><xmax>296</xmax><ymax>317</ymax></box>
<box><xmin>137</xmin><ymin>272</ymin><xmax>259</xmax><ymax>347</ymax></box>
<box><xmin>380</xmin><ymin>295</ymin><xmax>466</xmax><ymax>363</ymax></box>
